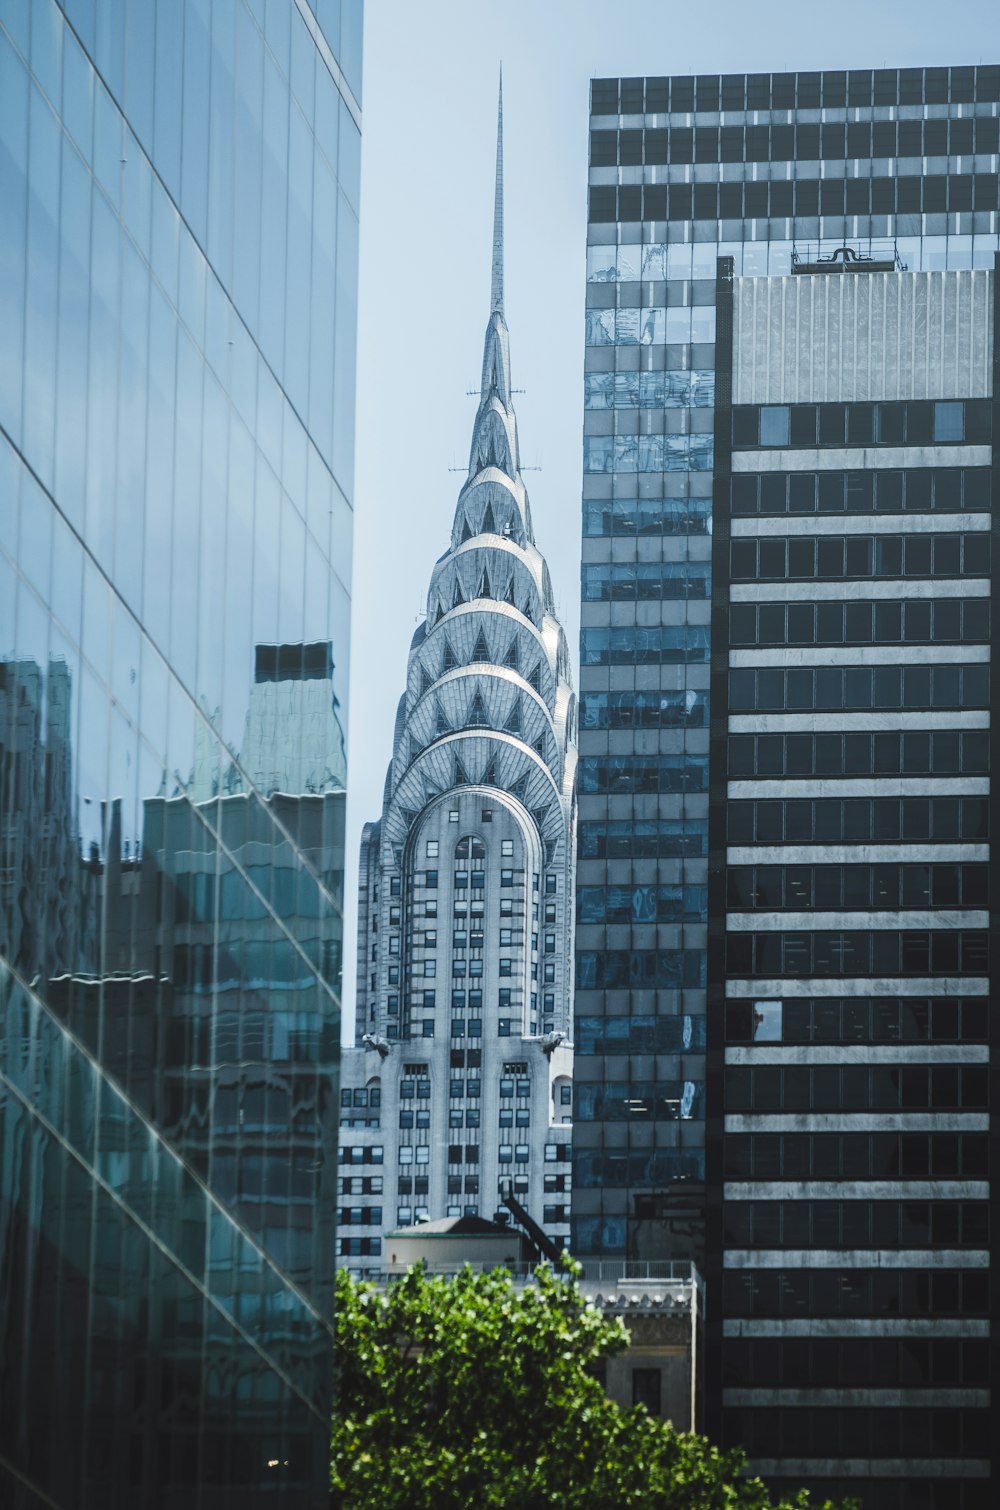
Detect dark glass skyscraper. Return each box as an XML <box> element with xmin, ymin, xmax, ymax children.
<box><xmin>0</xmin><ymin>2</ymin><xmax>361</xmax><ymax>1505</ymax></box>
<box><xmin>578</xmin><ymin>66</ymin><xmax>999</xmax><ymax>1509</ymax></box>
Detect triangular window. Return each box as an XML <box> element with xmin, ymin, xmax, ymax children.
<box><xmin>504</xmin><ymin>577</ymin><xmax>516</xmax><ymax>605</ymax></box>
<box><xmin>504</xmin><ymin>701</ymin><xmax>522</xmax><ymax>734</ymax></box>
<box><xmin>435</xmin><ymin>603</ymin><xmax>445</xmax><ymax>623</ymax></box>
<box><xmin>527</xmin><ymin>664</ymin><xmax>541</xmax><ymax>693</ymax></box>
<box><xmin>472</xmin><ymin>628</ymin><xmax>490</xmax><ymax>663</ymax></box>
<box><xmin>452</xmin><ymin>580</ymin><xmax>465</xmax><ymax>609</ymax></box>
<box><xmin>510</xmin><ymin>774</ymin><xmax>529</xmax><ymax>802</ymax></box>
<box><xmin>454</xmin><ymin>756</ymin><xmax>470</xmax><ymax>786</ymax></box>
<box><xmin>482</xmin><ymin>501</ymin><xmax>496</xmax><ymax>534</ymax></box>
<box><xmin>479</xmin><ymin>566</ymin><xmax>492</xmax><ymax>599</ymax></box>
<box><xmin>420</xmin><ymin>667</ymin><xmax>433</xmax><ymax>695</ymax></box>
<box><xmin>504</xmin><ymin>640</ymin><xmax>519</xmax><ymax>670</ymax></box>
<box><xmin>435</xmin><ymin>703</ymin><xmax>450</xmax><ymax>734</ymax></box>
<box><xmin>443</xmin><ymin>642</ymin><xmax>458</xmax><ymax>672</ymax></box>
<box><xmin>483</xmin><ymin>755</ymin><xmax>497</xmax><ymax>785</ymax></box>
<box><xmin>461</xmin><ymin>519</ymin><xmax>473</xmax><ymax>542</ymax></box>
<box><xmin>468</xmin><ymin>692</ymin><xmax>489</xmax><ymax>727</ymax></box>
<box><xmin>521</xmin><ymin>598</ymin><xmax>535</xmax><ymax>626</ymax></box>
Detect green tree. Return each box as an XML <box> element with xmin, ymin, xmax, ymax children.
<box><xmin>331</xmin><ymin>1262</ymin><xmax>852</xmax><ymax>1510</ymax></box>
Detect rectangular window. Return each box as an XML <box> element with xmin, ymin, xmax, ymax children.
<box><xmin>426</xmin><ymin>840</ymin><xmax>439</xmax><ymax>858</ymax></box>
<box><xmin>499</xmin><ymin>959</ymin><xmax>512</xmax><ymax>976</ymax></box>
<box><xmin>759</xmin><ymin>406</ymin><xmax>790</xmax><ymax>447</ymax></box>
<box><xmin>501</xmin><ymin>839</ymin><xmax>514</xmax><ymax>856</ymax></box>
<box><xmin>498</xmin><ymin>1019</ymin><xmax>511</xmax><ymax>1036</ymax></box>
<box><xmin>424</xmin><ymin>960</ymin><xmax>436</xmax><ymax>978</ymax></box>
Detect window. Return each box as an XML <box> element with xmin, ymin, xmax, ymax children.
<box><xmin>390</xmin><ymin>877</ymin><xmax>401</xmax><ymax>896</ymax></box>
<box><xmin>560</xmin><ymin>1085</ymin><xmax>572</xmax><ymax>1106</ymax></box>
<box><xmin>424</xmin><ymin>870</ymin><xmax>438</xmax><ymax>887</ymax></box>
<box><xmin>934</xmin><ymin>401</ymin><xmax>964</xmax><ymax>442</ymax></box>
<box><xmin>632</xmin><ymin>1368</ymin><xmax>662</xmax><ymax>1416</ymax></box>
<box><xmin>499</xmin><ymin>988</ymin><xmax>512</xmax><ymax>1007</ymax></box>
<box><xmin>424</xmin><ymin>930</ymin><xmax>437</xmax><ymax>946</ymax></box>
<box><xmin>416</xmin><ymin>1145</ymin><xmax>430</xmax><ymax>1164</ymax></box>
<box><xmin>426</xmin><ymin>839</ymin><xmax>439</xmax><ymax>858</ymax></box>
<box><xmin>423</xmin><ymin>961</ymin><xmax>436</xmax><ymax>978</ymax></box>
<box><xmin>498</xmin><ymin>1019</ymin><xmax>511</xmax><ymax>1036</ymax></box>
<box><xmin>499</xmin><ymin>928</ymin><xmax>513</xmax><ymax>945</ymax></box>
<box><xmin>501</xmin><ymin>869</ymin><xmax>514</xmax><ymax>886</ymax></box>
<box><xmin>499</xmin><ymin>1144</ymin><xmax>513</xmax><ymax>1164</ymax></box>
<box><xmin>501</xmin><ymin>839</ymin><xmax>514</xmax><ymax>857</ymax></box>
<box><xmin>482</xmin><ymin>809</ymin><xmax>492</xmax><ymax>823</ymax></box>
<box><xmin>514</xmin><ymin>1144</ymin><xmax>530</xmax><ymax>1162</ymax></box>
<box><xmin>399</xmin><ymin>1147</ymin><xmax>413</xmax><ymax>1164</ymax></box>
<box><xmin>546</xmin><ymin>876</ymin><xmax>556</xmax><ymax>894</ymax></box>
<box><xmin>759</xmin><ymin>406</ymin><xmax>790</xmax><ymax>447</ymax></box>
<box><xmin>753</xmin><ymin>1001</ymin><xmax>783</xmax><ymax>1041</ymax></box>
<box><xmin>449</xmin><ymin>810</ymin><xmax>459</xmax><ymax>822</ymax></box>
<box><xmin>421</xmin><ymin>1021</ymin><xmax>435</xmax><ymax>1037</ymax></box>
<box><xmin>499</xmin><ymin>959</ymin><xmax>512</xmax><ymax>977</ymax></box>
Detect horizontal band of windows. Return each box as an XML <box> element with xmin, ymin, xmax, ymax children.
<box><xmin>724</xmin><ymin>995</ymin><xmax>988</xmax><ymax>1047</ymax></box>
<box><xmin>573</xmin><ymin>1149</ymin><xmax>705</xmax><ymax>1188</ymax></box>
<box><xmin>574</xmin><ymin>1013</ymin><xmax>706</xmax><ymax>1054</ymax></box>
<box><xmin>581</xmin><ymin>690</ymin><xmax>708</xmax><ymax>730</ymax></box>
<box><xmin>730</xmin><ymin>466</ymin><xmax>990</xmax><ymax>517</ymax></box>
<box><xmin>727</xmin><ymin>929</ymin><xmax>988</xmax><ymax>978</ymax></box>
<box><xmin>727</xmin><ymin>863</ymin><xmax>988</xmax><ymax>914</ymax></box>
<box><xmin>577</xmin><ymin>883</ymin><xmax>707</xmax><ymax>924</ymax></box>
<box><xmin>590</xmin><ymin>71</ymin><xmax>1000</xmax><ymax>118</ymax></box>
<box><xmin>730</xmin><ymin>506</ymin><xmax>989</xmax><ymax>534</ymax></box>
<box><xmin>582</xmin><ymin>431</ymin><xmax>714</xmax><ymax>472</ymax></box>
<box><xmin>724</xmin><ymin>1061</ymin><xmax>988</xmax><ymax>1113</ymax></box>
<box><xmin>734</xmin><ymin>400</ymin><xmax>992</xmax><ymax>452</ymax></box>
<box><xmin>725</xmin><ymin>1202</ymin><xmax>988</xmax><ymax>1254</ymax></box>
<box><xmin>583</xmin><ymin>370</ymin><xmax>714</xmax><ymax>409</ymax></box>
<box><xmin>582</xmin><ymin>561</ymin><xmax>711</xmax><ymax>601</ymax></box>
<box><xmin>728</xmin><ymin>729</ymin><xmax>989</xmax><ymax>780</ymax></box>
<box><xmin>583</xmin><ymin>497</ymin><xmax>712</xmax><ymax>537</ymax></box>
<box><xmin>724</xmin><ymin>1405</ymin><xmax>991</xmax><ymax>1466</ymax></box>
<box><xmin>730</xmin><ymin>598</ymin><xmax>989</xmax><ymax>649</ymax></box>
<box><xmin>728</xmin><ymin>795</ymin><xmax>988</xmax><ymax>846</ymax></box>
<box><xmin>581</xmin><ymin>626</ymin><xmax>709</xmax><ymax>665</ymax></box>
<box><xmin>580</xmin><ymin>756</ymin><xmax>707</xmax><ymax>796</ymax></box>
<box><xmin>724</xmin><ymin>1129</ymin><xmax>988</xmax><ymax>1182</ymax></box>
<box><xmin>588</xmin><ymin>174</ymin><xmax>1000</xmax><ymax>222</ymax></box>
<box><xmin>729</xmin><ymin>664</ymin><xmax>989</xmax><ymax>713</ymax></box>
<box><xmin>576</xmin><ymin>1080</ymin><xmax>703</xmax><ymax>1122</ymax></box>
<box><xmin>590</xmin><ymin>116</ymin><xmax>1000</xmax><ymax>166</ymax></box>
<box><xmin>730</xmin><ymin>530</ymin><xmax>986</xmax><ymax>581</ymax></box>
<box><xmin>584</xmin><ymin>307</ymin><xmax>716</xmax><ymax>351</ymax></box>
<box><xmin>579</xmin><ymin>820</ymin><xmax>706</xmax><ymax>860</ymax></box>
<box><xmin>577</xmin><ymin>949</ymin><xmax>706</xmax><ymax>991</ymax></box>
<box><xmin>587</xmin><ymin>230</ymin><xmax>1000</xmax><ymax>285</ymax></box>
<box><xmin>722</xmin><ymin>1261</ymin><xmax>988</xmax><ymax>1319</ymax></box>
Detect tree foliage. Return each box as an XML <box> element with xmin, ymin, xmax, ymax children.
<box><xmin>331</xmin><ymin>1262</ymin><xmax>852</xmax><ymax>1510</ymax></box>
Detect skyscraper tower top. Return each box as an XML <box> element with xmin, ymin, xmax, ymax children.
<box><xmin>341</xmin><ymin>87</ymin><xmax>576</xmax><ymax>1252</ymax></box>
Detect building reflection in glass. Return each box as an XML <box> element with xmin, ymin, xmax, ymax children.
<box><xmin>0</xmin><ymin>1</ymin><xmax>360</xmax><ymax>1504</ymax></box>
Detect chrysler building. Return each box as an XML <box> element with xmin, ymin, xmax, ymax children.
<box><xmin>338</xmin><ymin>87</ymin><xmax>577</xmax><ymax>1257</ymax></box>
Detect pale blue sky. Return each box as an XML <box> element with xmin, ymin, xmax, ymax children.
<box><xmin>342</xmin><ymin>0</ymin><xmax>998</xmax><ymax>1030</ymax></box>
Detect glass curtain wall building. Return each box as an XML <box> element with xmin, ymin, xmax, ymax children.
<box><xmin>0</xmin><ymin>2</ymin><xmax>361</xmax><ymax>1506</ymax></box>
<box><xmin>578</xmin><ymin>62</ymin><xmax>1000</xmax><ymax>1498</ymax></box>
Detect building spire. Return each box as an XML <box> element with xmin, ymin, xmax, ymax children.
<box><xmin>491</xmin><ymin>69</ymin><xmax>504</xmax><ymax>314</ymax></box>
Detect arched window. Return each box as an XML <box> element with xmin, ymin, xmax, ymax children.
<box><xmin>455</xmin><ymin>836</ymin><xmax>486</xmax><ymax>860</ymax></box>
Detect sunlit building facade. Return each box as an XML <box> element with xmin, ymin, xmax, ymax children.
<box><xmin>0</xmin><ymin>3</ymin><xmax>361</xmax><ymax>1505</ymax></box>
<box><xmin>339</xmin><ymin>94</ymin><xmax>576</xmax><ymax>1262</ymax></box>
<box><xmin>578</xmin><ymin>66</ymin><xmax>999</xmax><ymax>1510</ymax></box>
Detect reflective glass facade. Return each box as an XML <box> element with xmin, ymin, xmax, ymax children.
<box><xmin>578</xmin><ymin>66</ymin><xmax>999</xmax><ymax>1508</ymax></box>
<box><xmin>1</xmin><ymin>1</ymin><xmax>361</xmax><ymax>1504</ymax></box>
